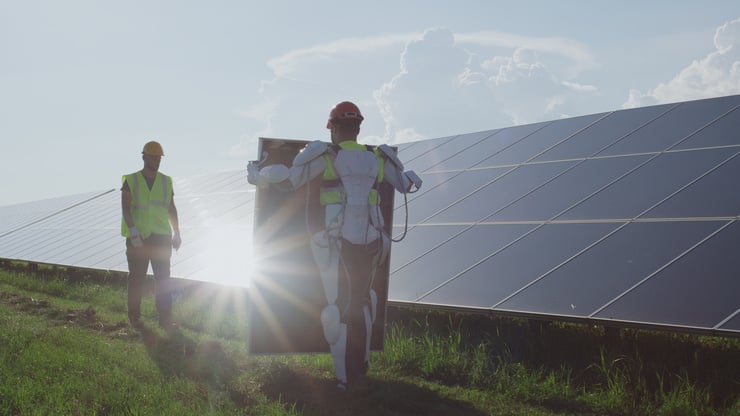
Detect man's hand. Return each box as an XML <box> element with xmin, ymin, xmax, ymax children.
<box><xmin>172</xmin><ymin>231</ymin><xmax>182</xmax><ymax>251</ymax></box>
<box><xmin>129</xmin><ymin>226</ymin><xmax>144</xmax><ymax>248</ymax></box>
<box><xmin>404</xmin><ymin>170</ymin><xmax>423</xmax><ymax>192</ymax></box>
<box><xmin>247</xmin><ymin>152</ymin><xmax>270</xmax><ymax>185</ymax></box>
<box><xmin>247</xmin><ymin>161</ymin><xmax>261</xmax><ymax>185</ymax></box>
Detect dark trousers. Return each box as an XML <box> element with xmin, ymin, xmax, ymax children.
<box><xmin>126</xmin><ymin>234</ymin><xmax>173</xmax><ymax>325</ymax></box>
<box><xmin>337</xmin><ymin>239</ymin><xmax>381</xmax><ymax>382</ymax></box>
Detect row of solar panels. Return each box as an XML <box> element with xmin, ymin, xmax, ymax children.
<box><xmin>388</xmin><ymin>94</ymin><xmax>740</xmax><ymax>336</ymax></box>
<box><xmin>1</xmin><ymin>94</ymin><xmax>738</xmax><ymax>337</ymax></box>
<box><xmin>0</xmin><ymin>171</ymin><xmax>256</xmax><ymax>284</ymax></box>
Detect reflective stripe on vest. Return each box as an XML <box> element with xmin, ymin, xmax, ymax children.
<box><xmin>320</xmin><ymin>142</ymin><xmax>384</xmax><ymax>206</ymax></box>
<box><xmin>121</xmin><ymin>171</ymin><xmax>173</xmax><ymax>238</ymax></box>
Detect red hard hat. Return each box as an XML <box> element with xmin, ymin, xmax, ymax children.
<box><xmin>326</xmin><ymin>101</ymin><xmax>364</xmax><ymax>129</ymax></box>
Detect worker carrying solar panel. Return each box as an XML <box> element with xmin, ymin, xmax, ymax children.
<box><xmin>247</xmin><ymin>101</ymin><xmax>422</xmax><ymax>391</ymax></box>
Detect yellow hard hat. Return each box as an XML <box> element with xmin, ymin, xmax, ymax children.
<box><xmin>142</xmin><ymin>141</ymin><xmax>164</xmax><ymax>156</ymax></box>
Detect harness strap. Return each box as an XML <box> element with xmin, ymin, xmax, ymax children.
<box><xmin>320</xmin><ymin>144</ymin><xmax>383</xmax><ymax>205</ymax></box>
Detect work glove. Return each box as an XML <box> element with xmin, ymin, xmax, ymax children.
<box><xmin>247</xmin><ymin>161</ymin><xmax>260</xmax><ymax>185</ymax></box>
<box><xmin>172</xmin><ymin>231</ymin><xmax>182</xmax><ymax>251</ymax></box>
<box><xmin>129</xmin><ymin>226</ymin><xmax>144</xmax><ymax>248</ymax></box>
<box><xmin>403</xmin><ymin>170</ymin><xmax>423</xmax><ymax>193</ymax></box>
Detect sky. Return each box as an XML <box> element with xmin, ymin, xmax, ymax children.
<box><xmin>1</xmin><ymin>0</ymin><xmax>739</xmax><ymax>206</ymax></box>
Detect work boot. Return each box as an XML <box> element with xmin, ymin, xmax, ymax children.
<box><xmin>336</xmin><ymin>380</ymin><xmax>348</xmax><ymax>392</ymax></box>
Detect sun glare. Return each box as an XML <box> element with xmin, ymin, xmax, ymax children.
<box><xmin>196</xmin><ymin>224</ymin><xmax>255</xmax><ymax>288</ymax></box>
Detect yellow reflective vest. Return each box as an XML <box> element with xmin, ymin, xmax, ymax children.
<box><xmin>121</xmin><ymin>171</ymin><xmax>174</xmax><ymax>239</ymax></box>
<box><xmin>320</xmin><ymin>141</ymin><xmax>384</xmax><ymax>206</ymax></box>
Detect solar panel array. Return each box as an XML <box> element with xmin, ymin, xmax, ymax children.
<box><xmin>1</xmin><ymin>94</ymin><xmax>738</xmax><ymax>337</ymax></box>
<box><xmin>0</xmin><ymin>171</ymin><xmax>255</xmax><ymax>285</ymax></box>
<box><xmin>389</xmin><ymin>94</ymin><xmax>740</xmax><ymax>336</ymax></box>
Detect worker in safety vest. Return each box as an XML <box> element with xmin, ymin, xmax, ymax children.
<box><xmin>247</xmin><ymin>101</ymin><xmax>422</xmax><ymax>391</ymax></box>
<box><xmin>121</xmin><ymin>140</ymin><xmax>182</xmax><ymax>330</ymax></box>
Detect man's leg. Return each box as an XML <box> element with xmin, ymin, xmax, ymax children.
<box><xmin>150</xmin><ymin>234</ymin><xmax>174</xmax><ymax>327</ymax></box>
<box><xmin>126</xmin><ymin>240</ymin><xmax>149</xmax><ymax>325</ymax></box>
<box><xmin>343</xmin><ymin>241</ymin><xmax>378</xmax><ymax>382</ymax></box>
<box><xmin>312</xmin><ymin>232</ymin><xmax>350</xmax><ymax>388</ymax></box>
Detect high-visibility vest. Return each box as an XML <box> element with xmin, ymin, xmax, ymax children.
<box><xmin>121</xmin><ymin>171</ymin><xmax>174</xmax><ymax>239</ymax></box>
<box><xmin>320</xmin><ymin>141</ymin><xmax>384</xmax><ymax>206</ymax></box>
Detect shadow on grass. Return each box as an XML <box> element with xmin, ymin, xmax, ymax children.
<box><xmin>259</xmin><ymin>365</ymin><xmax>487</xmax><ymax>416</ymax></box>
<box><xmin>135</xmin><ymin>325</ymin><xmax>484</xmax><ymax>415</ymax></box>
<box><xmin>138</xmin><ymin>325</ymin><xmax>237</xmax><ymax>390</ymax></box>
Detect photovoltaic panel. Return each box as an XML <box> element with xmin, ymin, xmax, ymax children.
<box><xmin>1</xmin><ymin>94</ymin><xmax>739</xmax><ymax>338</ymax></box>
<box><xmin>396</xmin><ymin>135</ymin><xmax>457</xmax><ymax>167</ymax></box>
<box><xmin>417</xmin><ymin>222</ymin><xmax>623</xmax><ymax>308</ymax></box>
<box><xmin>246</xmin><ymin>138</ymin><xmax>396</xmax><ymax>353</ymax></box>
<box><xmin>425</xmin><ymin>161</ymin><xmax>578</xmax><ymax>224</ymax></box>
<box><xmin>389</xmin><ymin>224</ymin><xmax>468</xmax><ymax>271</ymax></box>
<box><xmin>394</xmin><ymin>167</ymin><xmax>510</xmax><ymax>224</ymax></box>
<box><xmin>595</xmin><ymin>94</ymin><xmax>740</xmax><ymax>157</ymax></box>
<box><xmin>639</xmin><ymin>152</ymin><xmax>740</xmax><ymax>219</ymax></box>
<box><xmin>475</xmin><ymin>112</ymin><xmax>605</xmax><ymax>167</ymax></box>
<box><xmin>0</xmin><ymin>170</ymin><xmax>255</xmax><ymax>287</ymax></box>
<box><xmin>432</xmin><ymin>123</ymin><xmax>548</xmax><ymax>171</ymax></box>
<box><xmin>671</xmin><ymin>105</ymin><xmax>740</xmax><ymax>150</ymax></box>
<box><xmin>592</xmin><ymin>221</ymin><xmax>740</xmax><ymax>329</ymax></box>
<box><xmin>494</xmin><ymin>221</ymin><xmax>724</xmax><ymax>316</ymax></box>
<box><xmin>556</xmin><ymin>148</ymin><xmax>738</xmax><ymax>221</ymax></box>
<box><xmin>0</xmin><ymin>191</ymin><xmax>111</xmax><ymax>237</ymax></box>
<box><xmin>407</xmin><ymin>130</ymin><xmax>497</xmax><ymax>172</ymax></box>
<box><xmin>390</xmin><ymin>94</ymin><xmax>740</xmax><ymax>337</ymax></box>
<box><xmin>531</xmin><ymin>103</ymin><xmax>675</xmax><ymax>162</ymax></box>
<box><xmin>487</xmin><ymin>155</ymin><xmax>651</xmax><ymax>222</ymax></box>
<box><xmin>389</xmin><ymin>223</ymin><xmax>536</xmax><ymax>301</ymax></box>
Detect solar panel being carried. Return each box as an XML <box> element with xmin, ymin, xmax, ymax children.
<box><xmin>0</xmin><ymin>94</ymin><xmax>738</xmax><ymax>337</ymax></box>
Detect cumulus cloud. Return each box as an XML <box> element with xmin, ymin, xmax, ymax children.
<box><xmin>457</xmin><ymin>30</ymin><xmax>598</xmax><ymax>77</ymax></box>
<box><xmin>624</xmin><ymin>18</ymin><xmax>740</xmax><ymax>108</ymax></box>
<box><xmin>374</xmin><ymin>27</ymin><xmax>599</xmax><ymax>142</ymax></box>
<box><xmin>266</xmin><ymin>34</ymin><xmax>416</xmax><ymax>80</ymax></box>
<box><xmin>247</xmin><ymin>26</ymin><xmax>604</xmax><ymax>148</ymax></box>
<box><xmin>247</xmin><ymin>33</ymin><xmax>412</xmax><ymax>151</ymax></box>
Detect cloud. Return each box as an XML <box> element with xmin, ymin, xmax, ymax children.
<box><xmin>248</xmin><ymin>26</ymin><xmax>601</xmax><ymax>148</ymax></box>
<box><xmin>624</xmin><ymin>18</ymin><xmax>740</xmax><ymax>108</ymax></box>
<box><xmin>374</xmin><ymin>28</ymin><xmax>599</xmax><ymax>142</ymax></box>
<box><xmin>456</xmin><ymin>30</ymin><xmax>598</xmax><ymax>76</ymax></box>
<box><xmin>266</xmin><ymin>33</ymin><xmax>417</xmax><ymax>79</ymax></box>
<box><xmin>248</xmin><ymin>33</ymin><xmax>413</xmax><ymax>149</ymax></box>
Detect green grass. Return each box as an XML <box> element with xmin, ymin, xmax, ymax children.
<box><xmin>0</xmin><ymin>265</ymin><xmax>738</xmax><ymax>415</ymax></box>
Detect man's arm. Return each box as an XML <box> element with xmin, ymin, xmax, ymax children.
<box><xmin>170</xmin><ymin>198</ymin><xmax>182</xmax><ymax>250</ymax></box>
<box><xmin>169</xmin><ymin>199</ymin><xmax>180</xmax><ymax>234</ymax></box>
<box><xmin>121</xmin><ymin>181</ymin><xmax>144</xmax><ymax>247</ymax></box>
<box><xmin>247</xmin><ymin>141</ymin><xmax>328</xmax><ymax>190</ymax></box>
<box><xmin>121</xmin><ymin>184</ymin><xmax>135</xmax><ymax>229</ymax></box>
<box><xmin>378</xmin><ymin>145</ymin><xmax>423</xmax><ymax>194</ymax></box>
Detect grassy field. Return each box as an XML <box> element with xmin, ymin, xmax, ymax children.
<box><xmin>0</xmin><ymin>264</ymin><xmax>738</xmax><ymax>415</ymax></box>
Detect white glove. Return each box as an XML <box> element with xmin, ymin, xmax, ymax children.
<box><xmin>247</xmin><ymin>161</ymin><xmax>260</xmax><ymax>185</ymax></box>
<box><xmin>403</xmin><ymin>170</ymin><xmax>423</xmax><ymax>192</ymax></box>
<box><xmin>172</xmin><ymin>231</ymin><xmax>182</xmax><ymax>251</ymax></box>
<box><xmin>129</xmin><ymin>226</ymin><xmax>144</xmax><ymax>248</ymax></box>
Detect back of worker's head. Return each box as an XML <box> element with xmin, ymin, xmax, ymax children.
<box><xmin>327</xmin><ymin>101</ymin><xmax>363</xmax><ymax>143</ymax></box>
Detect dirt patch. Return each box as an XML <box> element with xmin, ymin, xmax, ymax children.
<box><xmin>0</xmin><ymin>291</ymin><xmax>131</xmax><ymax>336</ymax></box>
